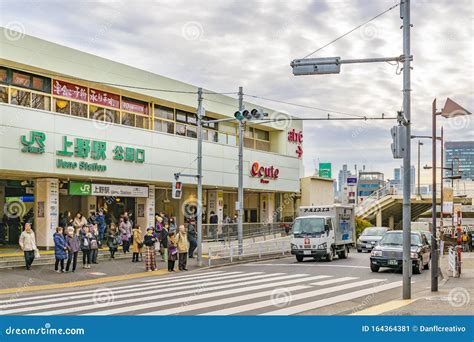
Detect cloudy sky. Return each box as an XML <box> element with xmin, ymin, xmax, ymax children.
<box><xmin>1</xmin><ymin>0</ymin><xmax>472</xmax><ymax>185</ymax></box>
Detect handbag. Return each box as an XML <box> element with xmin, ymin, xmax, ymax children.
<box><xmin>34</xmin><ymin>248</ymin><xmax>41</xmax><ymax>259</ymax></box>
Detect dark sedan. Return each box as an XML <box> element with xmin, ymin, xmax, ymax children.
<box><xmin>370</xmin><ymin>231</ymin><xmax>431</xmax><ymax>274</ymax></box>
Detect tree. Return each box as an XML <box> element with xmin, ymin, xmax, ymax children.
<box><xmin>355</xmin><ymin>216</ymin><xmax>372</xmax><ymax>237</ymax></box>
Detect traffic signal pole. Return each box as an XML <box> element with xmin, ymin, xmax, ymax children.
<box><xmin>196</xmin><ymin>87</ymin><xmax>204</xmax><ymax>267</ymax></box>
<box><xmin>237</xmin><ymin>86</ymin><xmax>244</xmax><ymax>257</ymax></box>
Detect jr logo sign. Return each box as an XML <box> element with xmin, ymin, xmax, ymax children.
<box><xmin>20</xmin><ymin>131</ymin><xmax>46</xmax><ymax>154</ymax></box>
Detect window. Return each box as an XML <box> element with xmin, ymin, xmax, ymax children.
<box><xmin>187</xmin><ymin>114</ymin><xmax>197</xmax><ymax>125</ymax></box>
<box><xmin>227</xmin><ymin>134</ymin><xmax>237</xmax><ymax>146</ymax></box>
<box><xmin>208</xmin><ymin>130</ymin><xmax>218</xmax><ymax>142</ymax></box>
<box><xmin>218</xmin><ymin>133</ymin><xmax>227</xmax><ymax>144</ymax></box>
<box><xmin>135</xmin><ymin>115</ymin><xmax>149</xmax><ymax>129</ymax></box>
<box><xmin>71</xmin><ymin>101</ymin><xmax>88</xmax><ymax>118</ymax></box>
<box><xmin>154</xmin><ymin>105</ymin><xmax>174</xmax><ymax>120</ymax></box>
<box><xmin>31</xmin><ymin>93</ymin><xmax>50</xmax><ymax>111</ymax></box>
<box><xmin>10</xmin><ymin>88</ymin><xmax>31</xmax><ymax>107</ymax></box>
<box><xmin>12</xmin><ymin>72</ymin><xmax>31</xmax><ymax>88</ymax></box>
<box><xmin>10</xmin><ymin>70</ymin><xmax>50</xmax><ymax>93</ymax></box>
<box><xmin>54</xmin><ymin>98</ymin><xmax>70</xmax><ymax>114</ymax></box>
<box><xmin>0</xmin><ymin>68</ymin><xmax>7</xmax><ymax>84</ymax></box>
<box><xmin>121</xmin><ymin>112</ymin><xmax>135</xmax><ymax>127</ymax></box>
<box><xmin>255</xmin><ymin>140</ymin><xmax>270</xmax><ymax>151</ymax></box>
<box><xmin>0</xmin><ymin>86</ymin><xmax>8</xmax><ymax>103</ymax></box>
<box><xmin>176</xmin><ymin>111</ymin><xmax>187</xmax><ymax>123</ymax></box>
<box><xmin>186</xmin><ymin>125</ymin><xmax>197</xmax><ymax>138</ymax></box>
<box><xmin>255</xmin><ymin>128</ymin><xmax>269</xmax><ymax>141</ymax></box>
<box><xmin>244</xmin><ymin>138</ymin><xmax>254</xmax><ymax>149</ymax></box>
<box><xmin>154</xmin><ymin>119</ymin><xmax>174</xmax><ymax>134</ymax></box>
<box><xmin>176</xmin><ymin>123</ymin><xmax>186</xmax><ymax>136</ymax></box>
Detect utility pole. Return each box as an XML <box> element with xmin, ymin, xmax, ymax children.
<box><xmin>196</xmin><ymin>87</ymin><xmax>204</xmax><ymax>267</ymax></box>
<box><xmin>401</xmin><ymin>0</ymin><xmax>412</xmax><ymax>300</ymax></box>
<box><xmin>237</xmin><ymin>86</ymin><xmax>244</xmax><ymax>257</ymax></box>
<box><xmin>417</xmin><ymin>140</ymin><xmax>423</xmax><ymax>197</ymax></box>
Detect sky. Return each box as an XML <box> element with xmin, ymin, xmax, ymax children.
<box><xmin>1</xmin><ymin>0</ymin><xmax>473</xmax><ymax>186</ymax></box>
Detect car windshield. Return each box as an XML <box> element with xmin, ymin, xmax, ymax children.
<box><xmin>293</xmin><ymin>217</ymin><xmax>325</xmax><ymax>235</ymax></box>
<box><xmin>362</xmin><ymin>228</ymin><xmax>386</xmax><ymax>236</ymax></box>
<box><xmin>379</xmin><ymin>232</ymin><xmax>422</xmax><ymax>246</ymax></box>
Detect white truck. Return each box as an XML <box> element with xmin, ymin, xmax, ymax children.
<box><xmin>290</xmin><ymin>205</ymin><xmax>356</xmax><ymax>262</ymax></box>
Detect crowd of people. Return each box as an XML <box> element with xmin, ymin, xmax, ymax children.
<box><xmin>18</xmin><ymin>211</ymin><xmax>199</xmax><ymax>273</ymax></box>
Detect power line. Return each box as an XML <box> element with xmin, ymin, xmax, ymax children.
<box><xmin>301</xmin><ymin>2</ymin><xmax>401</xmax><ymax>59</ymax></box>
<box><xmin>257</xmin><ymin>115</ymin><xmax>396</xmax><ymax>125</ymax></box>
<box><xmin>244</xmin><ymin>94</ymin><xmax>367</xmax><ymax>118</ymax></box>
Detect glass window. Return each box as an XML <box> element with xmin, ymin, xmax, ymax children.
<box><xmin>187</xmin><ymin>114</ymin><xmax>197</xmax><ymax>125</ymax></box>
<box><xmin>0</xmin><ymin>68</ymin><xmax>7</xmax><ymax>83</ymax></box>
<box><xmin>89</xmin><ymin>105</ymin><xmax>104</xmax><ymax>120</ymax></box>
<box><xmin>255</xmin><ymin>128</ymin><xmax>269</xmax><ymax>141</ymax></box>
<box><xmin>32</xmin><ymin>76</ymin><xmax>46</xmax><ymax>91</ymax></box>
<box><xmin>244</xmin><ymin>137</ymin><xmax>254</xmax><ymax>149</ymax></box>
<box><xmin>153</xmin><ymin>119</ymin><xmax>163</xmax><ymax>132</ymax></box>
<box><xmin>121</xmin><ymin>112</ymin><xmax>135</xmax><ymax>127</ymax></box>
<box><xmin>0</xmin><ymin>86</ymin><xmax>8</xmax><ymax>103</ymax></box>
<box><xmin>12</xmin><ymin>72</ymin><xmax>31</xmax><ymax>88</ymax></box>
<box><xmin>218</xmin><ymin>133</ymin><xmax>227</xmax><ymax>144</ymax></box>
<box><xmin>176</xmin><ymin>111</ymin><xmax>187</xmax><ymax>123</ymax></box>
<box><xmin>31</xmin><ymin>93</ymin><xmax>50</xmax><ymax>111</ymax></box>
<box><xmin>176</xmin><ymin>123</ymin><xmax>186</xmax><ymax>136</ymax></box>
<box><xmin>186</xmin><ymin>125</ymin><xmax>197</xmax><ymax>138</ymax></box>
<box><xmin>255</xmin><ymin>140</ymin><xmax>270</xmax><ymax>151</ymax></box>
<box><xmin>202</xmin><ymin>129</ymin><xmax>209</xmax><ymax>141</ymax></box>
<box><xmin>208</xmin><ymin>130</ymin><xmax>218</xmax><ymax>143</ymax></box>
<box><xmin>227</xmin><ymin>134</ymin><xmax>237</xmax><ymax>146</ymax></box>
<box><xmin>154</xmin><ymin>105</ymin><xmax>174</xmax><ymax>120</ymax></box>
<box><xmin>11</xmin><ymin>89</ymin><xmax>31</xmax><ymax>107</ymax></box>
<box><xmin>71</xmin><ymin>102</ymin><xmax>88</xmax><ymax>118</ymax></box>
<box><xmin>244</xmin><ymin>127</ymin><xmax>254</xmax><ymax>138</ymax></box>
<box><xmin>54</xmin><ymin>98</ymin><xmax>70</xmax><ymax>114</ymax></box>
<box><xmin>136</xmin><ymin>115</ymin><xmax>149</xmax><ymax>129</ymax></box>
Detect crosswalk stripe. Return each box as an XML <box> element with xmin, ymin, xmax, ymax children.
<box><xmin>261</xmin><ymin>281</ymin><xmax>403</xmax><ymax>315</ymax></box>
<box><xmin>0</xmin><ymin>271</ymin><xmax>261</xmax><ymax>311</ymax></box>
<box><xmin>309</xmin><ymin>277</ymin><xmax>359</xmax><ymax>286</ymax></box>
<box><xmin>3</xmin><ymin>272</ymin><xmax>268</xmax><ymax>315</ymax></box>
<box><xmin>30</xmin><ymin>273</ymin><xmax>315</xmax><ymax>316</ymax></box>
<box><xmin>140</xmin><ymin>271</ymin><xmax>225</xmax><ymax>282</ymax></box>
<box><xmin>201</xmin><ymin>278</ymin><xmax>386</xmax><ymax>316</ymax></box>
<box><xmin>0</xmin><ymin>271</ymin><xmax>243</xmax><ymax>307</ymax></box>
<box><xmin>143</xmin><ymin>285</ymin><xmax>311</xmax><ymax>315</ymax></box>
<box><xmin>242</xmin><ymin>263</ymin><xmax>370</xmax><ymax>269</ymax></box>
<box><xmin>83</xmin><ymin>275</ymin><xmax>330</xmax><ymax>316</ymax></box>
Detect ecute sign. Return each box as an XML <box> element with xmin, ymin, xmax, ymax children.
<box><xmin>250</xmin><ymin>162</ymin><xmax>279</xmax><ymax>184</ymax></box>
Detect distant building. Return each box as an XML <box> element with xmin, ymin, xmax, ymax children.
<box><xmin>300</xmin><ymin>176</ymin><xmax>335</xmax><ymax>206</ymax></box>
<box><xmin>357</xmin><ymin>171</ymin><xmax>385</xmax><ymax>203</ymax></box>
<box><xmin>445</xmin><ymin>141</ymin><xmax>474</xmax><ymax>180</ymax></box>
<box><xmin>336</xmin><ymin>164</ymin><xmax>352</xmax><ymax>200</ymax></box>
<box><xmin>391</xmin><ymin>165</ymin><xmax>415</xmax><ymax>194</ymax></box>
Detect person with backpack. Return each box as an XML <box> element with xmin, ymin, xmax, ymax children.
<box><xmin>53</xmin><ymin>226</ymin><xmax>67</xmax><ymax>273</ymax></box>
<box><xmin>65</xmin><ymin>226</ymin><xmax>80</xmax><ymax>272</ymax></box>
<box><xmin>80</xmin><ymin>225</ymin><xmax>92</xmax><ymax>269</ymax></box>
<box><xmin>177</xmin><ymin>224</ymin><xmax>189</xmax><ymax>271</ymax></box>
<box><xmin>144</xmin><ymin>227</ymin><xmax>158</xmax><ymax>271</ymax></box>
<box><xmin>90</xmin><ymin>225</ymin><xmax>100</xmax><ymax>264</ymax></box>
<box><xmin>107</xmin><ymin>223</ymin><xmax>120</xmax><ymax>259</ymax></box>
<box><xmin>132</xmin><ymin>225</ymin><xmax>144</xmax><ymax>262</ymax></box>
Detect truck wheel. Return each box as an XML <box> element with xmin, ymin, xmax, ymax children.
<box><xmin>413</xmin><ymin>258</ymin><xmax>423</xmax><ymax>274</ymax></box>
<box><xmin>339</xmin><ymin>247</ymin><xmax>348</xmax><ymax>259</ymax></box>
<box><xmin>326</xmin><ymin>249</ymin><xmax>333</xmax><ymax>262</ymax></box>
<box><xmin>370</xmin><ymin>264</ymin><xmax>379</xmax><ymax>272</ymax></box>
<box><xmin>296</xmin><ymin>255</ymin><xmax>304</xmax><ymax>262</ymax></box>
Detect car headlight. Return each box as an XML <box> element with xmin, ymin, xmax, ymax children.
<box><xmin>410</xmin><ymin>252</ymin><xmax>418</xmax><ymax>258</ymax></box>
<box><xmin>318</xmin><ymin>243</ymin><xmax>327</xmax><ymax>250</ymax></box>
<box><xmin>291</xmin><ymin>243</ymin><xmax>297</xmax><ymax>250</ymax></box>
<box><xmin>371</xmin><ymin>250</ymin><xmax>382</xmax><ymax>257</ymax></box>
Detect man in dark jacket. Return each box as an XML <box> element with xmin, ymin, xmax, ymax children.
<box><xmin>187</xmin><ymin>219</ymin><xmax>197</xmax><ymax>258</ymax></box>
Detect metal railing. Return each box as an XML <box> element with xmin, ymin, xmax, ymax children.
<box><xmin>201</xmin><ymin>222</ymin><xmax>290</xmax><ymax>243</ymax></box>
<box><xmin>207</xmin><ymin>236</ymin><xmax>291</xmax><ymax>266</ymax></box>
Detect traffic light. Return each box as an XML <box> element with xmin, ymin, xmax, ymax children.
<box><xmin>234</xmin><ymin>109</ymin><xmax>268</xmax><ymax>121</ymax></box>
<box><xmin>390</xmin><ymin>124</ymin><xmax>407</xmax><ymax>159</ymax></box>
<box><xmin>172</xmin><ymin>180</ymin><xmax>182</xmax><ymax>199</ymax></box>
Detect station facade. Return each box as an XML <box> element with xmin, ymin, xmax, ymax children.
<box><xmin>0</xmin><ymin>29</ymin><xmax>303</xmax><ymax>247</ymax></box>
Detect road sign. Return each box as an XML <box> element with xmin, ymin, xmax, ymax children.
<box><xmin>318</xmin><ymin>163</ymin><xmax>332</xmax><ymax>178</ymax></box>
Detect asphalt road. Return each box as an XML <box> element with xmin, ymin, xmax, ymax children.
<box><xmin>0</xmin><ymin>249</ymin><xmax>432</xmax><ymax>316</ymax></box>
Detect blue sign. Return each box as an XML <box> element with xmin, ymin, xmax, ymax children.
<box><xmin>347</xmin><ymin>177</ymin><xmax>357</xmax><ymax>184</ymax></box>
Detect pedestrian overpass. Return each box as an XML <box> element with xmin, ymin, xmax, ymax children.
<box><xmin>355</xmin><ymin>185</ymin><xmax>471</xmax><ymax>229</ymax></box>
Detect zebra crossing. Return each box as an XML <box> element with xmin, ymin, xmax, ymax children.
<box><xmin>0</xmin><ymin>270</ymin><xmax>401</xmax><ymax>316</ymax></box>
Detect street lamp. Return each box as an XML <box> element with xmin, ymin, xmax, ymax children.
<box><xmin>430</xmin><ymin>97</ymin><xmax>471</xmax><ymax>292</ymax></box>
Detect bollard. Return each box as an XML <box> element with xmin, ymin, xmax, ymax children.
<box><xmin>281</xmin><ymin>241</ymin><xmax>285</xmax><ymax>255</ymax></box>
<box><xmin>230</xmin><ymin>242</ymin><xmax>233</xmax><ymax>262</ymax></box>
<box><xmin>208</xmin><ymin>247</ymin><xmax>212</xmax><ymax>267</ymax></box>
<box><xmin>258</xmin><ymin>243</ymin><xmax>262</xmax><ymax>259</ymax></box>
